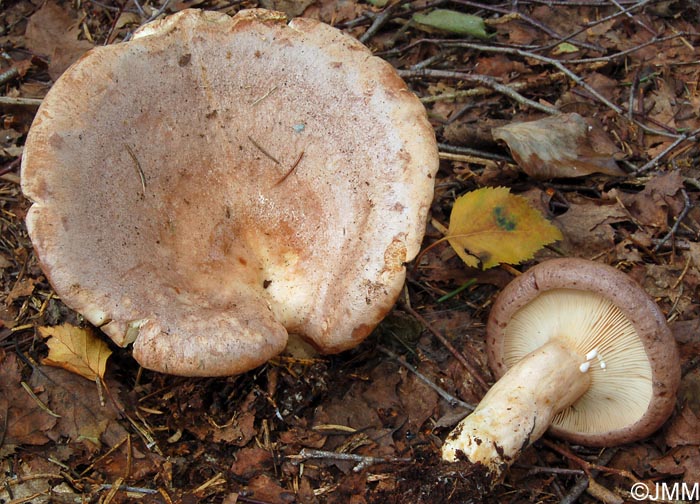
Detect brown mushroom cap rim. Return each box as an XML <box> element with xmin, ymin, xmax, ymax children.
<box><xmin>485</xmin><ymin>258</ymin><xmax>680</xmax><ymax>446</ymax></box>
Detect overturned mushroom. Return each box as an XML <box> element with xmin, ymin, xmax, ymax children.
<box><xmin>21</xmin><ymin>9</ymin><xmax>438</xmax><ymax>376</ymax></box>
<box><xmin>442</xmin><ymin>258</ymin><xmax>680</xmax><ymax>478</ymax></box>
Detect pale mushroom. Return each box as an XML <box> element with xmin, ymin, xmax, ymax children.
<box><xmin>442</xmin><ymin>258</ymin><xmax>680</xmax><ymax>478</ymax></box>
<box><xmin>21</xmin><ymin>9</ymin><xmax>438</xmax><ymax>376</ymax></box>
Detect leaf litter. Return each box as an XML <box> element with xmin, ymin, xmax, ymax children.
<box><xmin>1</xmin><ymin>1</ymin><xmax>700</xmax><ymax>502</ymax></box>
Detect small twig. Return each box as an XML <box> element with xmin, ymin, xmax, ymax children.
<box><xmin>21</xmin><ymin>381</ymin><xmax>61</xmax><ymax>418</ymax></box>
<box><xmin>452</xmin><ymin>0</ymin><xmax>605</xmax><ymax>52</ymax></box>
<box><xmin>524</xmin><ymin>465</ymin><xmax>585</xmax><ymax>476</ymax></box>
<box><xmin>0</xmin><ymin>96</ymin><xmax>43</xmax><ymax>107</ymax></box>
<box><xmin>0</xmin><ymin>67</ymin><xmax>19</xmax><ymax>87</ymax></box>
<box><xmin>290</xmin><ymin>448</ymin><xmax>412</xmax><ymax>473</ymax></box>
<box><xmin>192</xmin><ymin>472</ymin><xmax>226</xmax><ymax>493</ymax></box>
<box><xmin>438</xmin><ymin>143</ymin><xmax>513</xmax><ymax>163</ymax></box>
<box><xmin>635</xmin><ymin>128</ymin><xmax>700</xmax><ymax>175</ymax></box>
<box><xmin>0</xmin><ymin>156</ymin><xmax>21</xmax><ymax>177</ymax></box>
<box><xmin>558</xmin><ymin>448</ymin><xmax>619</xmax><ymax>504</ymax></box>
<box><xmin>609</xmin><ymin>0</ymin><xmax>657</xmax><ymax>37</ymax></box>
<box><xmin>251</xmin><ymin>85</ymin><xmax>278</xmax><ymax>106</ymax></box>
<box><xmin>359</xmin><ymin>1</ymin><xmax>406</xmax><ymax>44</ymax></box>
<box><xmin>401</xmin><ymin>303</ymin><xmax>490</xmax><ymax>391</ymax></box>
<box><xmin>98</xmin><ymin>483</ymin><xmax>158</xmax><ymax>495</ymax></box>
<box><xmin>125</xmin><ymin>144</ymin><xmax>146</xmax><ymax>196</ymax></box>
<box><xmin>0</xmin><ymin>395</ymin><xmax>8</xmax><ymax>449</ymax></box>
<box><xmin>399</xmin><ymin>68</ymin><xmax>559</xmax><ymax>115</ymax></box>
<box><xmin>396</xmin><ymin>38</ymin><xmax>687</xmax><ymax>138</ymax></box>
<box><xmin>653</xmin><ymin>189</ymin><xmax>692</xmax><ymax>253</ymax></box>
<box><xmin>248</xmin><ymin>136</ymin><xmax>281</xmax><ymax>165</ymax></box>
<box><xmin>543</xmin><ymin>440</ymin><xmax>637</xmax><ymax>482</ymax></box>
<box><xmin>274</xmin><ymin>150</ymin><xmax>304</xmax><ymax>186</ymax></box>
<box><xmin>144</xmin><ymin>0</ymin><xmax>171</xmax><ymax>23</ymax></box>
<box><xmin>378</xmin><ymin>346</ymin><xmax>474</xmax><ymax>410</ymax></box>
<box><xmin>534</xmin><ymin>0</ymin><xmax>656</xmax><ymax>52</ymax></box>
<box><xmin>132</xmin><ymin>0</ymin><xmax>146</xmax><ymax>18</ymax></box>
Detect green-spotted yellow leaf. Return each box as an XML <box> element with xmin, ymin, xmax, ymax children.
<box><xmin>412</xmin><ymin>10</ymin><xmax>490</xmax><ymax>39</ymax></box>
<box><xmin>40</xmin><ymin>324</ymin><xmax>112</xmax><ymax>381</ymax></box>
<box><xmin>447</xmin><ymin>187</ymin><xmax>562</xmax><ymax>269</ymax></box>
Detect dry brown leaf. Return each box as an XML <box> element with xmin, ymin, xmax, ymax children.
<box><xmin>245</xmin><ymin>473</ymin><xmax>296</xmax><ymax>504</ymax></box>
<box><xmin>5</xmin><ymin>277</ymin><xmax>36</xmax><ymax>305</ymax></box>
<box><xmin>650</xmin><ymin>446</ymin><xmax>700</xmax><ymax>484</ymax></box>
<box><xmin>493</xmin><ymin>113</ymin><xmax>626</xmax><ymax>178</ymax></box>
<box><xmin>446</xmin><ymin>187</ymin><xmax>562</xmax><ymax>269</ymax></box>
<box><xmin>188</xmin><ymin>390</ymin><xmax>258</xmax><ymax>445</ymax></box>
<box><xmin>0</xmin><ymin>350</ymin><xmax>57</xmax><ymax>452</ymax></box>
<box><xmin>29</xmin><ymin>366</ymin><xmax>127</xmax><ymax>453</ymax></box>
<box><xmin>230</xmin><ymin>447</ymin><xmax>274</xmax><ymax>478</ymax></box>
<box><xmin>554</xmin><ymin>195</ymin><xmax>628</xmax><ymax>257</ymax></box>
<box><xmin>24</xmin><ymin>1</ymin><xmax>93</xmax><ymax>80</ymax></box>
<box><xmin>616</xmin><ymin>171</ymin><xmax>684</xmax><ymax>230</ymax></box>
<box><xmin>260</xmin><ymin>0</ymin><xmax>314</xmax><ymax>17</ymax></box>
<box><xmin>665</xmin><ymin>404</ymin><xmax>700</xmax><ymax>447</ymax></box>
<box><xmin>39</xmin><ymin>324</ymin><xmax>112</xmax><ymax>381</ymax></box>
<box><xmin>211</xmin><ymin>411</ymin><xmax>257</xmax><ymax>445</ymax></box>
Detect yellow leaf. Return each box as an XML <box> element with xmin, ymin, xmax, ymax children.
<box><xmin>447</xmin><ymin>187</ymin><xmax>562</xmax><ymax>269</ymax></box>
<box><xmin>39</xmin><ymin>324</ymin><xmax>112</xmax><ymax>381</ymax></box>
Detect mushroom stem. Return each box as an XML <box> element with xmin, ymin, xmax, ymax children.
<box><xmin>441</xmin><ymin>340</ymin><xmax>591</xmax><ymax>478</ymax></box>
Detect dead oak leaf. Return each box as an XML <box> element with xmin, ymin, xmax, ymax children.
<box><xmin>493</xmin><ymin>113</ymin><xmax>626</xmax><ymax>178</ymax></box>
<box><xmin>616</xmin><ymin>171</ymin><xmax>684</xmax><ymax>230</ymax></box>
<box><xmin>39</xmin><ymin>324</ymin><xmax>112</xmax><ymax>381</ymax></box>
<box><xmin>29</xmin><ymin>366</ymin><xmax>127</xmax><ymax>454</ymax></box>
<box><xmin>664</xmin><ymin>404</ymin><xmax>700</xmax><ymax>447</ymax></box>
<box><xmin>0</xmin><ymin>350</ymin><xmax>56</xmax><ymax>451</ymax></box>
<box><xmin>24</xmin><ymin>1</ymin><xmax>93</xmax><ymax>80</ymax></box>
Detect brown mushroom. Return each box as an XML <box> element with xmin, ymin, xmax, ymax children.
<box><xmin>21</xmin><ymin>9</ymin><xmax>438</xmax><ymax>376</ymax></box>
<box><xmin>442</xmin><ymin>258</ymin><xmax>680</xmax><ymax>478</ymax></box>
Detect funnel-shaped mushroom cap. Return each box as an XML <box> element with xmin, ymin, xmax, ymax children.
<box><xmin>487</xmin><ymin>258</ymin><xmax>680</xmax><ymax>446</ymax></box>
<box><xmin>21</xmin><ymin>9</ymin><xmax>438</xmax><ymax>376</ymax></box>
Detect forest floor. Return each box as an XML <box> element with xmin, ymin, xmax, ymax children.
<box><xmin>1</xmin><ymin>0</ymin><xmax>699</xmax><ymax>502</ymax></box>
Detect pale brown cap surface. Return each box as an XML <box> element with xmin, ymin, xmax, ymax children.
<box><xmin>21</xmin><ymin>9</ymin><xmax>438</xmax><ymax>376</ymax></box>
<box><xmin>486</xmin><ymin>258</ymin><xmax>680</xmax><ymax>446</ymax></box>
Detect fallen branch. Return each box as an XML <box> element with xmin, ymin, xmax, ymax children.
<box><xmin>290</xmin><ymin>448</ymin><xmax>412</xmax><ymax>473</ymax></box>
<box><xmin>401</xmin><ymin>302</ymin><xmax>490</xmax><ymax>391</ymax></box>
<box><xmin>398</xmin><ymin>68</ymin><xmax>559</xmax><ymax>115</ymax></box>
<box><xmin>378</xmin><ymin>345</ymin><xmax>474</xmax><ymax>410</ymax></box>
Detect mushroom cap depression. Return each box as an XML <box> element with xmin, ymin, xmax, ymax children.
<box><xmin>21</xmin><ymin>9</ymin><xmax>439</xmax><ymax>376</ymax></box>
<box><xmin>486</xmin><ymin>258</ymin><xmax>680</xmax><ymax>446</ymax></box>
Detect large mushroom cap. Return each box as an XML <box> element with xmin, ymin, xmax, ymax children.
<box><xmin>486</xmin><ymin>258</ymin><xmax>680</xmax><ymax>446</ymax></box>
<box><xmin>21</xmin><ymin>9</ymin><xmax>438</xmax><ymax>376</ymax></box>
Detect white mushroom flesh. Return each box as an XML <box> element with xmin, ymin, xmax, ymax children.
<box><xmin>441</xmin><ymin>340</ymin><xmax>590</xmax><ymax>473</ymax></box>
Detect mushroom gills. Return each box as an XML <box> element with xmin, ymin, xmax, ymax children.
<box><xmin>442</xmin><ymin>288</ymin><xmax>654</xmax><ymax>478</ymax></box>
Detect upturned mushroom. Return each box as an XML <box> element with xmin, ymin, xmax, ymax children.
<box><xmin>442</xmin><ymin>258</ymin><xmax>680</xmax><ymax>478</ymax></box>
<box><xmin>21</xmin><ymin>9</ymin><xmax>438</xmax><ymax>376</ymax></box>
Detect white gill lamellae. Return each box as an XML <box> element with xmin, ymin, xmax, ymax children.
<box><xmin>579</xmin><ymin>347</ymin><xmax>607</xmax><ymax>373</ymax></box>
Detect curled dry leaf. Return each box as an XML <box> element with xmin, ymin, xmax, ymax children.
<box><xmin>493</xmin><ymin>113</ymin><xmax>626</xmax><ymax>179</ymax></box>
<box><xmin>39</xmin><ymin>324</ymin><xmax>112</xmax><ymax>381</ymax></box>
<box><xmin>447</xmin><ymin>187</ymin><xmax>562</xmax><ymax>269</ymax></box>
